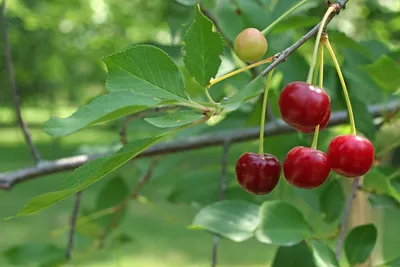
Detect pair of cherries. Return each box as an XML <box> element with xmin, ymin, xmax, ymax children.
<box><xmin>236</xmin><ymin>81</ymin><xmax>375</xmax><ymax>194</ymax></box>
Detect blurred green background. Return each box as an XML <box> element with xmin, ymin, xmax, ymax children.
<box><xmin>1</xmin><ymin>0</ymin><xmax>400</xmax><ymax>266</ymax></box>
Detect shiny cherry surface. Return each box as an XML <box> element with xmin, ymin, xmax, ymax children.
<box><xmin>293</xmin><ymin>109</ymin><xmax>331</xmax><ymax>134</ymax></box>
<box><xmin>283</xmin><ymin>146</ymin><xmax>331</xmax><ymax>189</ymax></box>
<box><xmin>279</xmin><ymin>82</ymin><xmax>330</xmax><ymax>129</ymax></box>
<box><xmin>236</xmin><ymin>152</ymin><xmax>281</xmax><ymax>195</ymax></box>
<box><xmin>327</xmin><ymin>135</ymin><xmax>374</xmax><ymax>178</ymax></box>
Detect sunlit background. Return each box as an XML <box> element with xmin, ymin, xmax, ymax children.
<box><xmin>0</xmin><ymin>0</ymin><xmax>399</xmax><ymax>266</ymax></box>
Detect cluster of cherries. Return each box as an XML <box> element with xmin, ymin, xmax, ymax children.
<box><xmin>233</xmin><ymin>28</ymin><xmax>375</xmax><ymax>195</ymax></box>
<box><xmin>236</xmin><ymin>81</ymin><xmax>375</xmax><ymax>194</ymax></box>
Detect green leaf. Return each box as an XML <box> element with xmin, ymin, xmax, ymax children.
<box><xmin>308</xmin><ymin>240</ymin><xmax>339</xmax><ymax>267</ymax></box>
<box><xmin>8</xmin><ymin>135</ymin><xmax>166</xmax><ymax>218</ymax></box>
<box><xmin>361</xmin><ymin>55</ymin><xmax>400</xmax><ymax>94</ymax></box>
<box><xmin>329</xmin><ymin>31</ymin><xmax>372</xmax><ymax>57</ymax></box>
<box><xmin>344</xmin><ymin>224</ymin><xmax>378</xmax><ymax>265</ymax></box>
<box><xmin>43</xmin><ymin>90</ymin><xmax>161</xmax><ymax>137</ymax></box>
<box><xmin>104</xmin><ymin>44</ymin><xmax>187</xmax><ymax>102</ymax></box>
<box><xmin>235</xmin><ymin>0</ymin><xmax>269</xmax><ymax>29</ymax></box>
<box><xmin>191</xmin><ymin>200</ymin><xmax>259</xmax><ymax>242</ymax></box>
<box><xmin>378</xmin><ymin>256</ymin><xmax>400</xmax><ymax>267</ymax></box>
<box><xmin>294</xmin><ymin>188</ymin><xmax>320</xmax><ymax>211</ymax></box>
<box><xmin>111</xmin><ymin>233</ymin><xmax>135</xmax><ymax>246</ymax></box>
<box><xmin>368</xmin><ymin>194</ymin><xmax>400</xmax><ymax>209</ymax></box>
<box><xmin>168</xmin><ymin>169</ymin><xmax>220</xmax><ymax>205</ymax></box>
<box><xmin>272</xmin><ymin>242</ymin><xmax>316</xmax><ymax>267</ymax></box>
<box><xmin>364</xmin><ymin>168</ymin><xmax>393</xmax><ymax>196</ymax></box>
<box><xmin>94</xmin><ymin>176</ymin><xmax>130</xmax><ymax>229</ymax></box>
<box><xmin>144</xmin><ymin>110</ymin><xmax>204</xmax><ymax>128</ymax></box>
<box><xmin>319</xmin><ymin>179</ymin><xmax>345</xmax><ymax>223</ymax></box>
<box><xmin>174</xmin><ymin>0</ymin><xmax>198</xmax><ymax>6</ymax></box>
<box><xmin>221</xmin><ymin>76</ymin><xmax>265</xmax><ymax>111</ymax></box>
<box><xmin>255</xmin><ymin>200</ymin><xmax>311</xmax><ymax>246</ymax></box>
<box><xmin>350</xmin><ymin>92</ymin><xmax>376</xmax><ymax>140</ymax></box>
<box><xmin>273</xmin><ymin>16</ymin><xmax>320</xmax><ymax>33</ymax></box>
<box><xmin>3</xmin><ymin>243</ymin><xmax>64</xmax><ymax>266</ymax></box>
<box><xmin>183</xmin><ymin>4</ymin><xmax>224</xmax><ymax>87</ymax></box>
<box><xmin>212</xmin><ymin>0</ymin><xmax>245</xmax><ymax>43</ymax></box>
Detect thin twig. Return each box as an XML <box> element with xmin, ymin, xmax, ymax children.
<box><xmin>0</xmin><ymin>101</ymin><xmax>398</xmax><ymax>190</ymax></box>
<box><xmin>65</xmin><ymin>191</ymin><xmax>83</xmax><ymax>261</ymax></box>
<box><xmin>98</xmin><ymin>159</ymin><xmax>158</xmax><ymax>249</ymax></box>
<box><xmin>120</xmin><ymin>106</ymin><xmax>178</xmax><ymax>145</ymax></box>
<box><xmin>211</xmin><ymin>139</ymin><xmax>231</xmax><ymax>267</ymax></box>
<box><xmin>336</xmin><ymin>177</ymin><xmax>360</xmax><ymax>260</ymax></box>
<box><xmin>257</xmin><ymin>2</ymin><xmax>344</xmax><ymax>79</ymax></box>
<box><xmin>1</xmin><ymin>0</ymin><xmax>40</xmax><ymax>164</ymax></box>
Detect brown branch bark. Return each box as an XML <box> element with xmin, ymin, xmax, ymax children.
<box><xmin>65</xmin><ymin>191</ymin><xmax>82</xmax><ymax>261</ymax></box>
<box><xmin>1</xmin><ymin>0</ymin><xmax>41</xmax><ymax>164</ymax></box>
<box><xmin>0</xmin><ymin>101</ymin><xmax>398</xmax><ymax>190</ymax></box>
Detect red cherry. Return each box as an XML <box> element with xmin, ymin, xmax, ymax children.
<box><xmin>235</xmin><ymin>152</ymin><xmax>281</xmax><ymax>195</ymax></box>
<box><xmin>279</xmin><ymin>82</ymin><xmax>330</xmax><ymax>129</ymax></box>
<box><xmin>327</xmin><ymin>135</ymin><xmax>374</xmax><ymax>178</ymax></box>
<box><xmin>293</xmin><ymin>109</ymin><xmax>331</xmax><ymax>134</ymax></box>
<box><xmin>283</xmin><ymin>147</ymin><xmax>331</xmax><ymax>189</ymax></box>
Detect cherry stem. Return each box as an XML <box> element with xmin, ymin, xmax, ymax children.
<box><xmin>258</xmin><ymin>69</ymin><xmax>275</xmax><ymax>155</ymax></box>
<box><xmin>306</xmin><ymin>6</ymin><xmax>336</xmax><ymax>84</ymax></box>
<box><xmin>205</xmin><ymin>89</ymin><xmax>219</xmax><ymax>106</ymax></box>
<box><xmin>325</xmin><ymin>37</ymin><xmax>357</xmax><ymax>135</ymax></box>
<box><xmin>207</xmin><ymin>56</ymin><xmax>273</xmax><ymax>89</ymax></box>
<box><xmin>261</xmin><ymin>0</ymin><xmax>308</xmax><ymax>36</ymax></box>
<box><xmin>311</xmin><ymin>41</ymin><xmax>325</xmax><ymax>150</ymax></box>
<box><xmin>311</xmin><ymin>125</ymin><xmax>320</xmax><ymax>149</ymax></box>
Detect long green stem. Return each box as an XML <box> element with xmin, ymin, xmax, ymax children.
<box><xmin>261</xmin><ymin>0</ymin><xmax>308</xmax><ymax>36</ymax></box>
<box><xmin>258</xmin><ymin>69</ymin><xmax>275</xmax><ymax>155</ymax></box>
<box><xmin>325</xmin><ymin>38</ymin><xmax>357</xmax><ymax>135</ymax></box>
<box><xmin>312</xmin><ymin>44</ymin><xmax>323</xmax><ymax>85</ymax></box>
<box><xmin>319</xmin><ymin>43</ymin><xmax>324</xmax><ymax>89</ymax></box>
<box><xmin>311</xmin><ymin>42</ymin><xmax>325</xmax><ymax>150</ymax></box>
<box><xmin>205</xmin><ymin>89</ymin><xmax>218</xmax><ymax>106</ymax></box>
<box><xmin>311</xmin><ymin>125</ymin><xmax>320</xmax><ymax>149</ymax></box>
<box><xmin>306</xmin><ymin>6</ymin><xmax>336</xmax><ymax>84</ymax></box>
<box><xmin>208</xmin><ymin>56</ymin><xmax>273</xmax><ymax>89</ymax></box>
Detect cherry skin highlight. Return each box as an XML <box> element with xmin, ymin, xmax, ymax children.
<box><xmin>234</xmin><ymin>28</ymin><xmax>268</xmax><ymax>62</ymax></box>
<box><xmin>283</xmin><ymin>147</ymin><xmax>331</xmax><ymax>189</ymax></box>
<box><xmin>293</xmin><ymin>109</ymin><xmax>331</xmax><ymax>134</ymax></box>
<box><xmin>235</xmin><ymin>152</ymin><xmax>281</xmax><ymax>195</ymax></box>
<box><xmin>327</xmin><ymin>135</ymin><xmax>374</xmax><ymax>178</ymax></box>
<box><xmin>279</xmin><ymin>82</ymin><xmax>330</xmax><ymax>129</ymax></box>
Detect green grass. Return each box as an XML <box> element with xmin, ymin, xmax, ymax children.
<box><xmin>1</xmin><ymin>109</ymin><xmax>400</xmax><ymax>267</ymax></box>
<box><xmin>0</xmin><ymin>122</ymin><xmax>276</xmax><ymax>267</ymax></box>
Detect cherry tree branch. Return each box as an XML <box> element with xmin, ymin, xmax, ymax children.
<box><xmin>336</xmin><ymin>177</ymin><xmax>360</xmax><ymax>260</ymax></box>
<box><xmin>1</xmin><ymin>0</ymin><xmax>41</xmax><ymax>164</ymax></box>
<box><xmin>65</xmin><ymin>191</ymin><xmax>82</xmax><ymax>261</ymax></box>
<box><xmin>0</xmin><ymin>101</ymin><xmax>398</xmax><ymax>190</ymax></box>
<box><xmin>257</xmin><ymin>2</ymin><xmax>344</xmax><ymax>79</ymax></box>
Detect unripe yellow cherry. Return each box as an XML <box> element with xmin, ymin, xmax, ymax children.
<box><xmin>234</xmin><ymin>28</ymin><xmax>268</xmax><ymax>62</ymax></box>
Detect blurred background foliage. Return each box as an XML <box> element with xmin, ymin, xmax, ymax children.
<box><xmin>0</xmin><ymin>0</ymin><xmax>400</xmax><ymax>266</ymax></box>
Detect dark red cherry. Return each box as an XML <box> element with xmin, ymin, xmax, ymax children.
<box><xmin>327</xmin><ymin>135</ymin><xmax>374</xmax><ymax>178</ymax></box>
<box><xmin>235</xmin><ymin>152</ymin><xmax>281</xmax><ymax>195</ymax></box>
<box><xmin>279</xmin><ymin>82</ymin><xmax>330</xmax><ymax>129</ymax></box>
<box><xmin>283</xmin><ymin>146</ymin><xmax>331</xmax><ymax>189</ymax></box>
<box><xmin>293</xmin><ymin>109</ymin><xmax>331</xmax><ymax>134</ymax></box>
